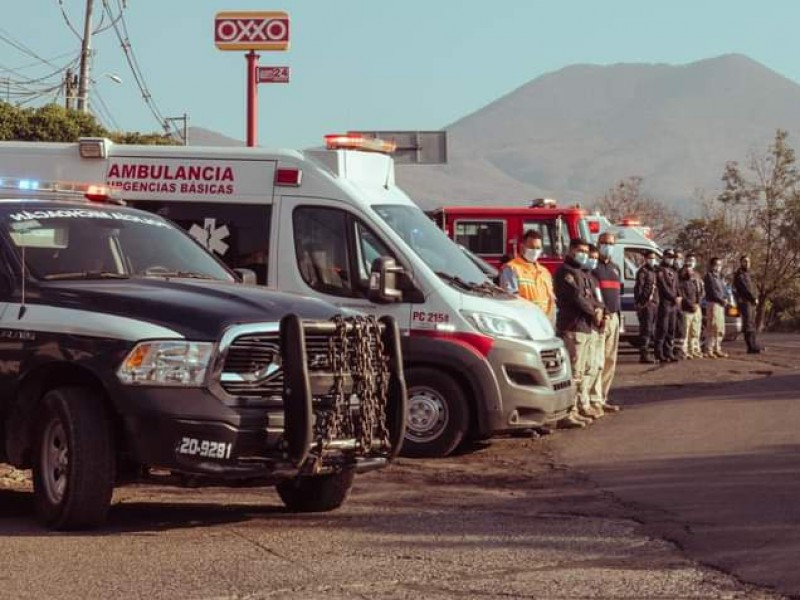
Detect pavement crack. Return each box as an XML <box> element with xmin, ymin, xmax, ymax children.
<box><xmin>228</xmin><ymin>528</ymin><xmax>316</xmax><ymax>576</ymax></box>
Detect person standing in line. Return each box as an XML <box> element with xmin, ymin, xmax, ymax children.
<box><xmin>581</xmin><ymin>245</ymin><xmax>606</xmax><ymax>420</ymax></box>
<box><xmin>733</xmin><ymin>255</ymin><xmax>764</xmax><ymax>354</ymax></box>
<box><xmin>704</xmin><ymin>256</ymin><xmax>729</xmax><ymax>358</ymax></box>
<box><xmin>589</xmin><ymin>232</ymin><xmax>622</xmax><ymax>413</ymax></box>
<box><xmin>500</xmin><ymin>230</ymin><xmax>556</xmax><ymax>322</ymax></box>
<box><xmin>553</xmin><ymin>238</ymin><xmax>605</xmax><ymax>429</ymax></box>
<box><xmin>634</xmin><ymin>250</ymin><xmax>660</xmax><ymax>364</ymax></box>
<box><xmin>655</xmin><ymin>249</ymin><xmax>682</xmax><ymax>362</ymax></box>
<box><xmin>678</xmin><ymin>253</ymin><xmax>704</xmax><ymax>359</ymax></box>
<box><xmin>672</xmin><ymin>250</ymin><xmax>687</xmax><ymax>359</ymax></box>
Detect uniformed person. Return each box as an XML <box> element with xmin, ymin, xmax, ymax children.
<box><xmin>500</xmin><ymin>230</ymin><xmax>556</xmax><ymax>322</ymax></box>
<box><xmin>554</xmin><ymin>238</ymin><xmax>605</xmax><ymax>428</ymax></box>
<box><xmin>581</xmin><ymin>245</ymin><xmax>605</xmax><ymax>419</ymax></box>
<box><xmin>589</xmin><ymin>232</ymin><xmax>622</xmax><ymax>412</ymax></box>
<box><xmin>634</xmin><ymin>249</ymin><xmax>660</xmax><ymax>364</ymax></box>
<box><xmin>733</xmin><ymin>254</ymin><xmax>763</xmax><ymax>354</ymax></box>
<box><xmin>655</xmin><ymin>249</ymin><xmax>681</xmax><ymax>362</ymax></box>
<box><xmin>678</xmin><ymin>252</ymin><xmax>704</xmax><ymax>359</ymax></box>
<box><xmin>703</xmin><ymin>256</ymin><xmax>729</xmax><ymax>358</ymax></box>
<box><xmin>672</xmin><ymin>250</ymin><xmax>687</xmax><ymax>359</ymax></box>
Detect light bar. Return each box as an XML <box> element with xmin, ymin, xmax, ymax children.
<box><xmin>324</xmin><ymin>133</ymin><xmax>397</xmax><ymax>154</ymax></box>
<box><xmin>0</xmin><ymin>177</ymin><xmax>123</xmax><ymax>204</ymax></box>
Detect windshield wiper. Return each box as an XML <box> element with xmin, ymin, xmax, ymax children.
<box><xmin>43</xmin><ymin>271</ymin><xmax>130</xmax><ymax>281</ymax></box>
<box><xmin>435</xmin><ymin>271</ymin><xmax>501</xmax><ymax>296</ymax></box>
<box><xmin>143</xmin><ymin>270</ymin><xmax>219</xmax><ymax>280</ymax></box>
<box><xmin>435</xmin><ymin>271</ymin><xmax>474</xmax><ymax>291</ymax></box>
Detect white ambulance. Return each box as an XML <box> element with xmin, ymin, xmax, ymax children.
<box><xmin>0</xmin><ymin>135</ymin><xmax>573</xmax><ymax>457</ymax></box>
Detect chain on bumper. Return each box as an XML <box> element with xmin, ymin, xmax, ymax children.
<box><xmin>279</xmin><ymin>314</ymin><xmax>406</xmax><ymax>470</ymax></box>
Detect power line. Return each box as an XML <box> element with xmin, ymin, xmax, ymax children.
<box><xmin>92</xmin><ymin>87</ymin><xmax>120</xmax><ymax>130</ymax></box>
<box><xmin>103</xmin><ymin>0</ymin><xmax>174</xmax><ymax>134</ymax></box>
<box><xmin>0</xmin><ymin>27</ymin><xmax>64</xmax><ymax>71</ymax></box>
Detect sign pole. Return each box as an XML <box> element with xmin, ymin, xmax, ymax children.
<box><xmin>246</xmin><ymin>50</ymin><xmax>259</xmax><ymax>147</ymax></box>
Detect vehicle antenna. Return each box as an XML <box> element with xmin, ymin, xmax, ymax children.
<box><xmin>18</xmin><ymin>229</ymin><xmax>27</xmax><ymax>319</ymax></box>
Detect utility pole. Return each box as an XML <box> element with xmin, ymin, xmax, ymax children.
<box><xmin>76</xmin><ymin>0</ymin><xmax>94</xmax><ymax>112</ymax></box>
<box><xmin>165</xmin><ymin>113</ymin><xmax>189</xmax><ymax>145</ymax></box>
<box><xmin>64</xmin><ymin>69</ymin><xmax>75</xmax><ymax>110</ymax></box>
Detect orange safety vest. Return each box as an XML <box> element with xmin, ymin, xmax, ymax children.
<box><xmin>507</xmin><ymin>257</ymin><xmax>555</xmax><ymax>316</ymax></box>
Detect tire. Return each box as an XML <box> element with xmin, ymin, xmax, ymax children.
<box><xmin>276</xmin><ymin>469</ymin><xmax>355</xmax><ymax>512</ymax></box>
<box><xmin>401</xmin><ymin>367</ymin><xmax>469</xmax><ymax>458</ymax></box>
<box><xmin>32</xmin><ymin>386</ymin><xmax>115</xmax><ymax>530</ymax></box>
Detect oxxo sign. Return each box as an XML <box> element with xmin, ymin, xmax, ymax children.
<box><xmin>214</xmin><ymin>11</ymin><xmax>290</xmax><ymax>51</ymax></box>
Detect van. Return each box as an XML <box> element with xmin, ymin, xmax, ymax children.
<box><xmin>0</xmin><ymin>136</ymin><xmax>573</xmax><ymax>457</ymax></box>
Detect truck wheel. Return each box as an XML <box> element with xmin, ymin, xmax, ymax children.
<box><xmin>32</xmin><ymin>387</ymin><xmax>115</xmax><ymax>530</ymax></box>
<box><xmin>276</xmin><ymin>469</ymin><xmax>355</xmax><ymax>512</ymax></box>
<box><xmin>402</xmin><ymin>368</ymin><xmax>469</xmax><ymax>458</ymax></box>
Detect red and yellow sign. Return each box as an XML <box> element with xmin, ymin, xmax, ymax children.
<box><xmin>214</xmin><ymin>11</ymin><xmax>290</xmax><ymax>51</ymax></box>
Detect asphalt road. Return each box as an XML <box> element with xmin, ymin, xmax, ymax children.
<box><xmin>0</xmin><ymin>334</ymin><xmax>797</xmax><ymax>599</ymax></box>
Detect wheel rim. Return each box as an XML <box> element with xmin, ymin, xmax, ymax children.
<box><xmin>41</xmin><ymin>418</ymin><xmax>69</xmax><ymax>506</ymax></box>
<box><xmin>406</xmin><ymin>386</ymin><xmax>449</xmax><ymax>443</ymax></box>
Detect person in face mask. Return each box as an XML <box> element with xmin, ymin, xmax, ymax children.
<box><xmin>678</xmin><ymin>252</ymin><xmax>705</xmax><ymax>359</ymax></box>
<box><xmin>588</xmin><ymin>232</ymin><xmax>623</xmax><ymax>412</ymax></box>
<box><xmin>672</xmin><ymin>250</ymin><xmax>687</xmax><ymax>359</ymax></box>
<box><xmin>733</xmin><ymin>254</ymin><xmax>763</xmax><ymax>354</ymax></box>
<box><xmin>500</xmin><ymin>230</ymin><xmax>556</xmax><ymax>322</ymax></box>
<box><xmin>580</xmin><ymin>245</ymin><xmax>607</xmax><ymax>420</ymax></box>
<box><xmin>634</xmin><ymin>249</ymin><xmax>660</xmax><ymax>363</ymax></box>
<box><xmin>654</xmin><ymin>249</ymin><xmax>682</xmax><ymax>362</ymax></box>
<box><xmin>554</xmin><ymin>238</ymin><xmax>605</xmax><ymax>428</ymax></box>
<box><xmin>703</xmin><ymin>257</ymin><xmax>729</xmax><ymax>358</ymax></box>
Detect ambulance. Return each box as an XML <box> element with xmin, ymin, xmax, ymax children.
<box><xmin>0</xmin><ymin>135</ymin><xmax>573</xmax><ymax>457</ymax></box>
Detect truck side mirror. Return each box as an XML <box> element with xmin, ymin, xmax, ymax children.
<box><xmin>368</xmin><ymin>257</ymin><xmax>403</xmax><ymax>304</ymax></box>
<box><xmin>234</xmin><ymin>268</ymin><xmax>258</xmax><ymax>285</ymax></box>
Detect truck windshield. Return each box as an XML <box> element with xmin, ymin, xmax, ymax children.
<box><xmin>372</xmin><ymin>204</ymin><xmax>489</xmax><ymax>285</ymax></box>
<box><xmin>3</xmin><ymin>206</ymin><xmax>234</xmax><ymax>282</ymax></box>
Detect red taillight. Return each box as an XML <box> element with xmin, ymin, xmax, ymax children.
<box><xmin>588</xmin><ymin>221</ymin><xmax>600</xmax><ymax>234</ymax></box>
<box><xmin>410</xmin><ymin>329</ymin><xmax>494</xmax><ymax>357</ymax></box>
<box><xmin>275</xmin><ymin>168</ymin><xmax>302</xmax><ymax>186</ymax></box>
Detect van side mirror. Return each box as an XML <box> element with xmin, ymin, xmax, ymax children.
<box><xmin>234</xmin><ymin>268</ymin><xmax>258</xmax><ymax>285</ymax></box>
<box><xmin>368</xmin><ymin>257</ymin><xmax>403</xmax><ymax>304</ymax></box>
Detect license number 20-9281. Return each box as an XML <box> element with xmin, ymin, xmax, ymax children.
<box><xmin>177</xmin><ymin>437</ymin><xmax>233</xmax><ymax>460</ymax></box>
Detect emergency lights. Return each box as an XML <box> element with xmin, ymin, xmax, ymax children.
<box><xmin>324</xmin><ymin>133</ymin><xmax>397</xmax><ymax>154</ymax></box>
<box><xmin>0</xmin><ymin>177</ymin><xmax>122</xmax><ymax>204</ymax></box>
<box><xmin>78</xmin><ymin>137</ymin><xmax>110</xmax><ymax>159</ymax></box>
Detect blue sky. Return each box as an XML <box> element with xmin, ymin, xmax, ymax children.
<box><xmin>3</xmin><ymin>0</ymin><xmax>800</xmax><ymax>148</ymax></box>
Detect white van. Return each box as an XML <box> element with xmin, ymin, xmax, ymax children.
<box><xmin>0</xmin><ymin>136</ymin><xmax>573</xmax><ymax>457</ymax></box>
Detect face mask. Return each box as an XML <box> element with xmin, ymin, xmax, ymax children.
<box><xmin>586</xmin><ymin>258</ymin><xmax>599</xmax><ymax>270</ymax></box>
<box><xmin>647</xmin><ymin>258</ymin><xmax>658</xmax><ymax>268</ymax></box>
<box><xmin>523</xmin><ymin>248</ymin><xmax>542</xmax><ymax>263</ymax></box>
<box><xmin>599</xmin><ymin>244</ymin><xmax>613</xmax><ymax>258</ymax></box>
<box><xmin>713</xmin><ymin>265</ymin><xmax>722</xmax><ymax>274</ymax></box>
<box><xmin>574</xmin><ymin>251</ymin><xmax>588</xmax><ymax>266</ymax></box>
<box><xmin>687</xmin><ymin>260</ymin><xmax>696</xmax><ymax>270</ymax></box>
<box><xmin>664</xmin><ymin>258</ymin><xmax>674</xmax><ymax>267</ymax></box>
<box><xmin>675</xmin><ymin>259</ymin><xmax>684</xmax><ymax>269</ymax></box>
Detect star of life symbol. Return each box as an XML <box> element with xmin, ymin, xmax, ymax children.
<box><xmin>189</xmin><ymin>218</ymin><xmax>230</xmax><ymax>256</ymax></box>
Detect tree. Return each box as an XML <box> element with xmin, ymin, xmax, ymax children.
<box><xmin>0</xmin><ymin>101</ymin><xmax>174</xmax><ymax>145</ymax></box>
<box><xmin>716</xmin><ymin>129</ymin><xmax>800</xmax><ymax>329</ymax></box>
<box><xmin>674</xmin><ymin>197</ymin><xmax>744</xmax><ymax>269</ymax></box>
<box><xmin>593</xmin><ymin>176</ymin><xmax>682</xmax><ymax>245</ymax></box>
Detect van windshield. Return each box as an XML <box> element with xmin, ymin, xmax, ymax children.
<box><xmin>3</xmin><ymin>206</ymin><xmax>234</xmax><ymax>282</ymax></box>
<box><xmin>372</xmin><ymin>204</ymin><xmax>489</xmax><ymax>285</ymax></box>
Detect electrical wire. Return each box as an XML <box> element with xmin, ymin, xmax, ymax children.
<box><xmin>103</xmin><ymin>0</ymin><xmax>174</xmax><ymax>134</ymax></box>
<box><xmin>92</xmin><ymin>87</ymin><xmax>120</xmax><ymax>130</ymax></box>
<box><xmin>56</xmin><ymin>0</ymin><xmax>83</xmax><ymax>40</ymax></box>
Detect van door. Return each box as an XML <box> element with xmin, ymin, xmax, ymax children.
<box><xmin>276</xmin><ymin>196</ymin><xmax>414</xmax><ymax>328</ymax></box>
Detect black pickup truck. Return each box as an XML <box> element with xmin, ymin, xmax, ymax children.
<box><xmin>0</xmin><ymin>196</ymin><xmax>405</xmax><ymax>530</ymax></box>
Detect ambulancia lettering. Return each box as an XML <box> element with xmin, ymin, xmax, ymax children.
<box><xmin>107</xmin><ymin>163</ymin><xmax>235</xmax><ymax>182</ymax></box>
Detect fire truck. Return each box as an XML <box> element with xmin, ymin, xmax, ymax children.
<box><xmin>429</xmin><ymin>198</ymin><xmax>592</xmax><ymax>274</ymax></box>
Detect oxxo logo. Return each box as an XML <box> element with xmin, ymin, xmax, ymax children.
<box><xmin>214</xmin><ymin>12</ymin><xmax>290</xmax><ymax>51</ymax></box>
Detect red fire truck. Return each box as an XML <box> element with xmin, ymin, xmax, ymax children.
<box><xmin>429</xmin><ymin>198</ymin><xmax>593</xmax><ymax>274</ymax></box>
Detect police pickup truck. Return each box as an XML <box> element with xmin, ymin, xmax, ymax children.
<box><xmin>0</xmin><ymin>188</ymin><xmax>405</xmax><ymax>530</ymax></box>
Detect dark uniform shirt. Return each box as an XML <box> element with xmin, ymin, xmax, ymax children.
<box><xmin>733</xmin><ymin>268</ymin><xmax>758</xmax><ymax>304</ymax></box>
<box><xmin>593</xmin><ymin>259</ymin><xmax>622</xmax><ymax>313</ymax></box>
<box><xmin>704</xmin><ymin>271</ymin><xmax>727</xmax><ymax>305</ymax></box>
<box><xmin>634</xmin><ymin>264</ymin><xmax>659</xmax><ymax>307</ymax></box>
<box><xmin>657</xmin><ymin>264</ymin><xmax>680</xmax><ymax>306</ymax></box>
<box><xmin>554</xmin><ymin>257</ymin><xmax>598</xmax><ymax>334</ymax></box>
<box><xmin>678</xmin><ymin>268</ymin><xmax>703</xmax><ymax>311</ymax></box>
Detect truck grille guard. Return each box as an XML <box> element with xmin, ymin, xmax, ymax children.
<box><xmin>217</xmin><ymin>315</ymin><xmax>406</xmax><ymax>474</ymax></box>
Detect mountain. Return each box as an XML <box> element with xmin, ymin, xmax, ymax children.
<box><xmin>395</xmin><ymin>54</ymin><xmax>800</xmax><ymax>213</ymax></box>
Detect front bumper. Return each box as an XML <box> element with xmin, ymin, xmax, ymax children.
<box><xmin>117</xmin><ymin>315</ymin><xmax>407</xmax><ymax>480</ymax></box>
<box><xmin>484</xmin><ymin>337</ymin><xmax>574</xmax><ymax>432</ymax></box>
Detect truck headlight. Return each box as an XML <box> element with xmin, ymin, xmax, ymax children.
<box><xmin>117</xmin><ymin>341</ymin><xmax>215</xmax><ymax>386</ymax></box>
<box><xmin>463</xmin><ymin>311</ymin><xmax>531</xmax><ymax>340</ymax></box>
